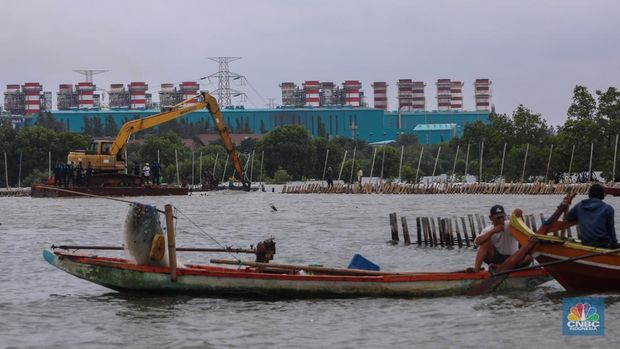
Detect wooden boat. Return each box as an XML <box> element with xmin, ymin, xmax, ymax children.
<box><xmin>509</xmin><ymin>213</ymin><xmax>620</xmax><ymax>292</ymax></box>
<box><xmin>43</xmin><ymin>248</ymin><xmax>551</xmax><ymax>298</ymax></box>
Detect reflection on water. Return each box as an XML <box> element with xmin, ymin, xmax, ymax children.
<box><xmin>1</xmin><ymin>192</ymin><xmax>618</xmax><ymax>347</ymax></box>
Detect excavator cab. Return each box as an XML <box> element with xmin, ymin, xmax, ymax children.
<box><xmin>68</xmin><ymin>140</ymin><xmax>126</xmax><ymax>173</ymax></box>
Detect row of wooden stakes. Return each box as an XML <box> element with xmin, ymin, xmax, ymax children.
<box><xmin>388</xmin><ymin>212</ymin><xmax>576</xmax><ymax>248</ymax></box>
<box><xmin>0</xmin><ymin>188</ymin><xmax>30</xmax><ymax>197</ymax></box>
<box><xmin>282</xmin><ymin>182</ymin><xmax>595</xmax><ymax>195</ymax></box>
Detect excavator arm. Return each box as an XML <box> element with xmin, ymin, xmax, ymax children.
<box><xmin>108</xmin><ymin>92</ymin><xmax>250</xmax><ymax>190</ymax></box>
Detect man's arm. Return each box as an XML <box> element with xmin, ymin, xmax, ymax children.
<box><xmin>474</xmin><ymin>225</ymin><xmax>503</xmax><ymax>246</ymax></box>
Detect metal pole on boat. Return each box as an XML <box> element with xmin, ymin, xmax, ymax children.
<box><xmin>222</xmin><ymin>155</ymin><xmax>229</xmax><ymax>183</ymax></box>
<box><xmin>380</xmin><ymin>147</ymin><xmax>386</xmax><ymax>183</ymax></box>
<box><xmin>157</xmin><ymin>149</ymin><xmax>160</xmax><ymax>164</ymax></box>
<box><xmin>499</xmin><ymin>143</ymin><xmax>507</xmax><ymax>183</ymax></box>
<box><xmin>451</xmin><ymin>144</ymin><xmax>460</xmax><ymax>183</ymax></box>
<box><xmin>338</xmin><ymin>150</ymin><xmax>347</xmax><ymax>182</ymax></box>
<box><xmin>464</xmin><ymin>143</ymin><xmax>470</xmax><ymax>178</ymax></box>
<box><xmin>398</xmin><ymin>145</ymin><xmax>404</xmax><ymax>181</ymax></box>
<box><xmin>191</xmin><ymin>151</ymin><xmax>195</xmax><ymax>186</ymax></box>
<box><xmin>479</xmin><ymin>141</ymin><xmax>484</xmax><ymax>183</ymax></box>
<box><xmin>124</xmin><ymin>150</ymin><xmax>128</xmax><ymax>174</ymax></box>
<box><xmin>18</xmin><ymin>151</ymin><xmax>22</xmax><ymax>188</ymax></box>
<box><xmin>322</xmin><ymin>149</ymin><xmax>329</xmax><ymax>180</ymax></box>
<box><xmin>432</xmin><ymin>146</ymin><xmax>441</xmax><ymax>179</ymax></box>
<box><xmin>545</xmin><ymin>144</ymin><xmax>554</xmax><ymax>181</ymax></box>
<box><xmin>370</xmin><ymin>147</ymin><xmax>377</xmax><ymax>183</ymax></box>
<box><xmin>520</xmin><ymin>143</ymin><xmax>529</xmax><ymax>183</ymax></box>
<box><xmin>259</xmin><ymin>151</ymin><xmax>264</xmax><ymax>183</ymax></box>
<box><xmin>613</xmin><ymin>134</ymin><xmax>619</xmax><ymax>182</ymax></box>
<box><xmin>4</xmin><ymin>152</ymin><xmax>8</xmax><ymax>190</ymax></box>
<box><xmin>175</xmin><ymin>149</ymin><xmax>180</xmax><ymax>185</ymax></box>
<box><xmin>415</xmin><ymin>147</ymin><xmax>424</xmax><ymax>183</ymax></box>
<box><xmin>568</xmin><ymin>144</ymin><xmax>575</xmax><ymax>182</ymax></box>
<box><xmin>349</xmin><ymin>146</ymin><xmax>357</xmax><ymax>184</ymax></box>
<box><xmin>588</xmin><ymin>143</ymin><xmax>594</xmax><ymax>182</ymax></box>
<box><xmin>164</xmin><ymin>204</ymin><xmax>177</xmax><ymax>282</ymax></box>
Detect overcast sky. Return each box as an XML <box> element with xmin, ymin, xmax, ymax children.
<box><xmin>1</xmin><ymin>0</ymin><xmax>618</xmax><ymax>125</ymax></box>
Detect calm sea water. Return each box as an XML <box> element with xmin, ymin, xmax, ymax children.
<box><xmin>0</xmin><ymin>188</ymin><xmax>618</xmax><ymax>348</ymax></box>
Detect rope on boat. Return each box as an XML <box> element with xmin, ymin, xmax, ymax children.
<box><xmin>174</xmin><ymin>207</ymin><xmax>241</xmax><ymax>263</ymax></box>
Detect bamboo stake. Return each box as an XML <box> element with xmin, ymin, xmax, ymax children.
<box><xmin>4</xmin><ymin>152</ymin><xmax>8</xmax><ymax>190</ymax></box>
<box><xmin>389</xmin><ymin>213</ymin><xmax>399</xmax><ymax>242</ymax></box>
<box><xmin>451</xmin><ymin>144</ymin><xmax>460</xmax><ymax>183</ymax></box>
<box><xmin>222</xmin><ymin>155</ymin><xmax>229</xmax><ymax>183</ymax></box>
<box><xmin>125</xmin><ymin>150</ymin><xmax>128</xmax><ymax>174</ymax></box>
<box><xmin>545</xmin><ymin>144</ymin><xmax>554</xmax><ymax>181</ymax></box>
<box><xmin>175</xmin><ymin>149</ymin><xmax>180</xmax><ymax>185</ymax></box>
<box><xmin>520</xmin><ymin>143</ymin><xmax>529</xmax><ymax>183</ymax></box>
<box><xmin>479</xmin><ymin>141</ymin><xmax>484</xmax><ymax>182</ymax></box>
<box><xmin>398</xmin><ymin>145</ymin><xmax>404</xmax><ymax>181</ymax></box>
<box><xmin>415</xmin><ymin>147</ymin><xmax>424</xmax><ymax>183</ymax></box>
<box><xmin>18</xmin><ymin>151</ymin><xmax>22</xmax><ymax>188</ymax></box>
<box><xmin>568</xmin><ymin>144</ymin><xmax>575</xmax><ymax>182</ymax></box>
<box><xmin>614</xmin><ymin>134</ymin><xmax>619</xmax><ymax>182</ymax></box>
<box><xmin>500</xmin><ymin>143</ymin><xmax>507</xmax><ymax>182</ymax></box>
<box><xmin>250</xmin><ymin>150</ymin><xmax>255</xmax><ymax>183</ymax></box>
<box><xmin>380</xmin><ymin>147</ymin><xmax>386</xmax><ymax>184</ymax></box>
<box><xmin>432</xmin><ymin>146</ymin><xmax>441</xmax><ymax>179</ymax></box>
<box><xmin>48</xmin><ymin>151</ymin><xmax>51</xmax><ymax>180</ymax></box>
<box><xmin>259</xmin><ymin>151</ymin><xmax>264</xmax><ymax>183</ymax></box>
<box><xmin>402</xmin><ymin>217</ymin><xmax>411</xmax><ymax>246</ymax></box>
<box><xmin>416</xmin><ymin>217</ymin><xmax>422</xmax><ymax>246</ymax></box>
<box><xmin>369</xmin><ymin>147</ymin><xmax>377</xmax><ymax>183</ymax></box>
<box><xmin>322</xmin><ymin>149</ymin><xmax>329</xmax><ymax>180</ymax></box>
<box><xmin>199</xmin><ymin>151</ymin><xmax>203</xmax><ymax>185</ymax></box>
<box><xmin>349</xmin><ymin>146</ymin><xmax>357</xmax><ymax>184</ymax></box>
<box><xmin>191</xmin><ymin>151</ymin><xmax>195</xmax><ymax>186</ymax></box>
<box><xmin>588</xmin><ymin>143</ymin><xmax>594</xmax><ymax>182</ymax></box>
<box><xmin>157</xmin><ymin>149</ymin><xmax>160</xmax><ymax>164</ymax></box>
<box><xmin>338</xmin><ymin>150</ymin><xmax>348</xmax><ymax>182</ymax></box>
<box><xmin>464</xmin><ymin>143</ymin><xmax>470</xmax><ymax>178</ymax></box>
<box><xmin>164</xmin><ymin>204</ymin><xmax>177</xmax><ymax>282</ymax></box>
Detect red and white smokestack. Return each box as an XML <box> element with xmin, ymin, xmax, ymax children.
<box><xmin>303</xmin><ymin>80</ymin><xmax>320</xmax><ymax>107</ymax></box>
<box><xmin>22</xmin><ymin>82</ymin><xmax>42</xmax><ymax>115</ymax></box>
<box><xmin>129</xmin><ymin>82</ymin><xmax>148</xmax><ymax>109</ymax></box>
<box><xmin>343</xmin><ymin>80</ymin><xmax>361</xmax><ymax>107</ymax></box>
<box><xmin>180</xmin><ymin>81</ymin><xmax>200</xmax><ymax>105</ymax></box>
<box><xmin>372</xmin><ymin>82</ymin><xmax>388</xmax><ymax>110</ymax></box>
<box><xmin>76</xmin><ymin>82</ymin><xmax>95</xmax><ymax>110</ymax></box>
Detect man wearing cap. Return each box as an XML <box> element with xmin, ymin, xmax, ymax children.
<box><xmin>470</xmin><ymin>204</ymin><xmax>524</xmax><ymax>273</ymax></box>
<box><xmin>565</xmin><ymin>183</ymin><xmax>618</xmax><ymax>248</ymax></box>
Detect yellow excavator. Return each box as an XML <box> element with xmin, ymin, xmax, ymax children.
<box><xmin>67</xmin><ymin>92</ymin><xmax>250</xmax><ymax>190</ymax></box>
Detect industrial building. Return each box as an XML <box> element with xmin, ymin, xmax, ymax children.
<box><xmin>3</xmin><ymin>83</ymin><xmax>51</xmax><ymax>115</ymax></box>
<box><xmin>280</xmin><ymin>81</ymin><xmax>367</xmax><ymax>108</ymax></box>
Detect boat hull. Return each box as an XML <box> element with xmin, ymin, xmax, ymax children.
<box><xmin>44</xmin><ymin>249</ymin><xmax>550</xmax><ymax>298</ymax></box>
<box><xmin>509</xmin><ymin>214</ymin><xmax>620</xmax><ymax>292</ymax></box>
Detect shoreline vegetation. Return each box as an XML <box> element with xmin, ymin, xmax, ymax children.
<box><xmin>0</xmin><ymin>85</ymin><xmax>619</xmax><ymax>188</ymax></box>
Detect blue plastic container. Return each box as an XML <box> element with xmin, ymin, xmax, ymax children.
<box><xmin>347</xmin><ymin>254</ymin><xmax>380</xmax><ymax>271</ymax></box>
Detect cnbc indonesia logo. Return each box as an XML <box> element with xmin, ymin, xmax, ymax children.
<box><xmin>563</xmin><ymin>298</ymin><xmax>604</xmax><ymax>336</ymax></box>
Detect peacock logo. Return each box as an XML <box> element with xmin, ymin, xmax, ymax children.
<box><xmin>567</xmin><ymin>303</ymin><xmax>599</xmax><ymax>322</ymax></box>
<box><xmin>563</xmin><ymin>297</ymin><xmax>604</xmax><ymax>336</ymax></box>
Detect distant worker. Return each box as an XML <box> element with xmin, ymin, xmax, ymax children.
<box><xmin>76</xmin><ymin>162</ymin><xmax>84</xmax><ymax>186</ymax></box>
<box><xmin>86</xmin><ymin>162</ymin><xmax>94</xmax><ymax>185</ymax></box>
<box><xmin>326</xmin><ymin>166</ymin><xmax>334</xmax><ymax>187</ymax></box>
<box><xmin>470</xmin><ymin>205</ymin><xmax>528</xmax><ymax>273</ymax></box>
<box><xmin>565</xmin><ymin>183</ymin><xmax>618</xmax><ymax>249</ymax></box>
<box><xmin>132</xmin><ymin>160</ymin><xmax>140</xmax><ymax>177</ymax></box>
<box><xmin>229</xmin><ymin>176</ymin><xmax>235</xmax><ymax>189</ymax></box>
<box><xmin>152</xmin><ymin>162</ymin><xmax>161</xmax><ymax>186</ymax></box>
<box><xmin>143</xmin><ymin>163</ymin><xmax>151</xmax><ymax>185</ymax></box>
<box><xmin>53</xmin><ymin>161</ymin><xmax>62</xmax><ymax>186</ymax></box>
<box><xmin>68</xmin><ymin>161</ymin><xmax>76</xmax><ymax>187</ymax></box>
<box><xmin>357</xmin><ymin>167</ymin><xmax>363</xmax><ymax>185</ymax></box>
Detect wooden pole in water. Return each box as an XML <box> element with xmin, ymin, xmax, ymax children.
<box><xmin>479</xmin><ymin>141</ymin><xmax>484</xmax><ymax>182</ymax></box>
<box><xmin>389</xmin><ymin>213</ymin><xmax>399</xmax><ymax>242</ymax></box>
<box><xmin>222</xmin><ymin>155</ymin><xmax>229</xmax><ymax>183</ymax></box>
<box><xmin>349</xmin><ymin>146</ymin><xmax>357</xmax><ymax>184</ymax></box>
<box><xmin>588</xmin><ymin>143</ymin><xmax>594</xmax><ymax>182</ymax></box>
<box><xmin>401</xmin><ymin>216</ymin><xmax>411</xmax><ymax>245</ymax></box>
<box><xmin>432</xmin><ymin>146</ymin><xmax>441</xmax><ymax>178</ymax></box>
<box><xmin>451</xmin><ymin>144</ymin><xmax>460</xmax><ymax>183</ymax></box>
<box><xmin>614</xmin><ymin>134</ymin><xmax>619</xmax><ymax>183</ymax></box>
<box><xmin>322</xmin><ymin>149</ymin><xmax>329</xmax><ymax>180</ymax></box>
<box><xmin>520</xmin><ymin>143</ymin><xmax>529</xmax><ymax>183</ymax></box>
<box><xmin>18</xmin><ymin>151</ymin><xmax>22</xmax><ymax>188</ymax></box>
<box><xmin>464</xmin><ymin>143</ymin><xmax>470</xmax><ymax>179</ymax></box>
<box><xmin>4</xmin><ymin>152</ymin><xmax>8</xmax><ymax>190</ymax></box>
<box><xmin>398</xmin><ymin>145</ymin><xmax>404</xmax><ymax>181</ymax></box>
<box><xmin>191</xmin><ymin>151</ymin><xmax>195</xmax><ymax>186</ymax></box>
<box><xmin>164</xmin><ymin>204</ymin><xmax>177</xmax><ymax>282</ymax></box>
<box><xmin>499</xmin><ymin>143</ymin><xmax>507</xmax><ymax>182</ymax></box>
<box><xmin>415</xmin><ymin>147</ymin><xmax>424</xmax><ymax>183</ymax></box>
<box><xmin>175</xmin><ymin>149</ymin><xmax>180</xmax><ymax>185</ymax></box>
<box><xmin>380</xmin><ymin>147</ymin><xmax>386</xmax><ymax>183</ymax></box>
<box><xmin>338</xmin><ymin>150</ymin><xmax>348</xmax><ymax>182</ymax></box>
<box><xmin>545</xmin><ymin>144</ymin><xmax>554</xmax><ymax>181</ymax></box>
<box><xmin>568</xmin><ymin>144</ymin><xmax>575</xmax><ymax>182</ymax></box>
<box><xmin>369</xmin><ymin>147</ymin><xmax>377</xmax><ymax>183</ymax></box>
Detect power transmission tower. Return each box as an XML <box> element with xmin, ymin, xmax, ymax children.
<box><xmin>206</xmin><ymin>57</ymin><xmax>247</xmax><ymax>107</ymax></box>
<box><xmin>73</xmin><ymin>69</ymin><xmax>108</xmax><ymax>83</ymax></box>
